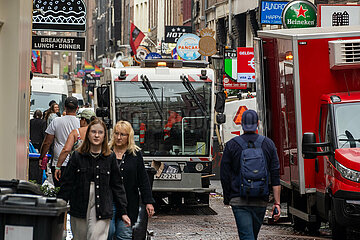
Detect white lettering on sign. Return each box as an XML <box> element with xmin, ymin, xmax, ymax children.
<box><xmin>41</xmin><ymin>37</ymin><xmax>75</xmax><ymax>44</ymax></box>
<box><xmin>238</xmin><ymin>51</ymin><xmax>254</xmax><ymax>55</ymax></box>
<box><xmin>262</xmin><ymin>2</ymin><xmax>286</xmax><ymax>11</ymax></box>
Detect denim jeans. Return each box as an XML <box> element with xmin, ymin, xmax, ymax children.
<box><xmin>231</xmin><ymin>206</ymin><xmax>266</xmax><ymax>240</ymax></box>
<box><xmin>108</xmin><ymin>204</ymin><xmax>132</xmax><ymax>240</ymax></box>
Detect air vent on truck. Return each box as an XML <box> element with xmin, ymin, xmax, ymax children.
<box><xmin>329</xmin><ymin>39</ymin><xmax>360</xmax><ymax>70</ymax></box>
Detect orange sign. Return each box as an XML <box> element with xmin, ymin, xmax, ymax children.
<box><xmin>233</xmin><ymin>105</ymin><xmax>248</xmax><ymax>125</ymax></box>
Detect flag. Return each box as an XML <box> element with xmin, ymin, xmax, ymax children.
<box><xmin>130</xmin><ymin>23</ymin><xmax>145</xmax><ymax>55</ymax></box>
<box><xmin>94</xmin><ymin>65</ymin><xmax>102</xmax><ymax>77</ymax></box>
<box><xmin>31</xmin><ymin>50</ymin><xmax>42</xmax><ymax>73</ymax></box>
<box><xmin>84</xmin><ymin>60</ymin><xmax>95</xmax><ymax>73</ymax></box>
<box><xmin>171</xmin><ymin>47</ymin><xmax>181</xmax><ymax>60</ymax></box>
<box><xmin>224</xmin><ymin>58</ymin><xmax>237</xmax><ymax>80</ymax></box>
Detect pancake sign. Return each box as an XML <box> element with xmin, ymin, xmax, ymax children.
<box><xmin>198</xmin><ymin>28</ymin><xmax>216</xmax><ymax>56</ymax></box>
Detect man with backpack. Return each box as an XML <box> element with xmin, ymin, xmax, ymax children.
<box><xmin>220</xmin><ymin>109</ymin><xmax>281</xmax><ymax>240</ymax></box>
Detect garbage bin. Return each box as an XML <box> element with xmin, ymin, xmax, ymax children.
<box><xmin>0</xmin><ymin>194</ymin><xmax>69</xmax><ymax>240</ymax></box>
<box><xmin>0</xmin><ymin>179</ymin><xmax>42</xmax><ymax>196</ymax></box>
<box><xmin>28</xmin><ymin>153</ymin><xmax>44</xmax><ymax>185</ymax></box>
<box><xmin>132</xmin><ymin>166</ymin><xmax>156</xmax><ymax>240</ymax></box>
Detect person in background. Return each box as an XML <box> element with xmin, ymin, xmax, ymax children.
<box><xmin>220</xmin><ymin>110</ymin><xmax>281</xmax><ymax>240</ymax></box>
<box><xmin>107</xmin><ymin>120</ymin><xmax>155</xmax><ymax>240</ymax></box>
<box><xmin>45</xmin><ymin>102</ymin><xmax>60</xmax><ymax>126</ymax></box>
<box><xmin>43</xmin><ymin>100</ymin><xmax>57</xmax><ymax>120</ymax></box>
<box><xmin>30</xmin><ymin>110</ymin><xmax>46</xmax><ymax>151</ymax></box>
<box><xmin>54</xmin><ymin>109</ymin><xmax>96</xmax><ymax>181</ymax></box>
<box><xmin>58</xmin><ymin>119</ymin><xmax>130</xmax><ymax>240</ymax></box>
<box><xmin>38</xmin><ymin>97</ymin><xmax>80</xmax><ymax>187</ymax></box>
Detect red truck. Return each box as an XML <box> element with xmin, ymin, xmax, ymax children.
<box><xmin>254</xmin><ymin>26</ymin><xmax>360</xmax><ymax>239</ymax></box>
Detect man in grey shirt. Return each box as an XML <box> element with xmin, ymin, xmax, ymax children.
<box><xmin>39</xmin><ymin>96</ymin><xmax>80</xmax><ymax>187</ymax></box>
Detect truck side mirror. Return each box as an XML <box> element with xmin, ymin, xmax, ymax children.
<box><xmin>302</xmin><ymin>132</ymin><xmax>332</xmax><ymax>158</ymax></box>
<box><xmin>215</xmin><ymin>91</ymin><xmax>226</xmax><ymax>113</ymax></box>
<box><xmin>216</xmin><ymin>113</ymin><xmax>226</xmax><ymax>124</ymax></box>
<box><xmin>302</xmin><ymin>132</ymin><xmax>317</xmax><ymax>159</ymax></box>
<box><xmin>97</xmin><ymin>86</ymin><xmax>110</xmax><ymax>108</ymax></box>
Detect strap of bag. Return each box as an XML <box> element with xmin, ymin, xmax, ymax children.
<box><xmin>253</xmin><ymin>135</ymin><xmax>265</xmax><ymax>148</ymax></box>
<box><xmin>233</xmin><ymin>136</ymin><xmax>248</xmax><ymax>150</ymax></box>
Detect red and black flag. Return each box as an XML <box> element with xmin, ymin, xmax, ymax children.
<box><xmin>130</xmin><ymin>22</ymin><xmax>145</xmax><ymax>55</ymax></box>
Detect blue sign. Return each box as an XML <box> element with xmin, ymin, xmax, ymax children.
<box><xmin>261</xmin><ymin>1</ymin><xmax>288</xmax><ymax>25</ymax></box>
<box><xmin>145</xmin><ymin>52</ymin><xmax>163</xmax><ymax>59</ymax></box>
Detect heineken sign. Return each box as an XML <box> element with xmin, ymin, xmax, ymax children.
<box><xmin>282</xmin><ymin>0</ymin><xmax>317</xmax><ymax>28</ymax></box>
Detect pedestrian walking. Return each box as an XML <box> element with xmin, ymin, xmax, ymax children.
<box><xmin>38</xmin><ymin>96</ymin><xmax>80</xmax><ymax>187</ymax></box>
<box><xmin>54</xmin><ymin>109</ymin><xmax>96</xmax><ymax>181</ymax></box>
<box><xmin>43</xmin><ymin>100</ymin><xmax>57</xmax><ymax>120</ymax></box>
<box><xmin>107</xmin><ymin>120</ymin><xmax>155</xmax><ymax>240</ymax></box>
<box><xmin>220</xmin><ymin>109</ymin><xmax>281</xmax><ymax>240</ymax></box>
<box><xmin>44</xmin><ymin>102</ymin><xmax>60</xmax><ymax>126</ymax></box>
<box><xmin>58</xmin><ymin>119</ymin><xmax>130</xmax><ymax>240</ymax></box>
<box><xmin>30</xmin><ymin>110</ymin><xmax>46</xmax><ymax>151</ymax></box>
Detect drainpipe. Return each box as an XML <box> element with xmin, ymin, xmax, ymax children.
<box><xmin>228</xmin><ymin>0</ymin><xmax>233</xmax><ymax>47</ymax></box>
<box><xmin>205</xmin><ymin>0</ymin><xmax>208</xmax><ymax>26</ymax></box>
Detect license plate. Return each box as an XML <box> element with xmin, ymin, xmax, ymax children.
<box><xmin>155</xmin><ymin>173</ymin><xmax>182</xmax><ymax>180</ymax></box>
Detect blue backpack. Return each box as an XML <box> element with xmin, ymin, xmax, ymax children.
<box><xmin>234</xmin><ymin>135</ymin><xmax>269</xmax><ymax>198</ymax></box>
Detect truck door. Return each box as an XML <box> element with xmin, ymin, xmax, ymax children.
<box><xmin>316</xmin><ymin>103</ymin><xmax>329</xmax><ymax>192</ymax></box>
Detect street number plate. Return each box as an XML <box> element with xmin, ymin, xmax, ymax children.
<box><xmin>155</xmin><ymin>173</ymin><xmax>182</xmax><ymax>180</ymax></box>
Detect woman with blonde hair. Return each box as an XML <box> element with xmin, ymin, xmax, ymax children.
<box><xmin>108</xmin><ymin>120</ymin><xmax>155</xmax><ymax>240</ymax></box>
<box><xmin>58</xmin><ymin>119</ymin><xmax>130</xmax><ymax>240</ymax></box>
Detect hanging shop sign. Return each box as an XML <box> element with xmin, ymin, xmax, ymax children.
<box><xmin>260</xmin><ymin>1</ymin><xmax>289</xmax><ymax>25</ymax></box>
<box><xmin>223</xmin><ymin>75</ymin><xmax>247</xmax><ymax>89</ymax></box>
<box><xmin>32</xmin><ymin>0</ymin><xmax>87</xmax><ymax>32</ymax></box>
<box><xmin>198</xmin><ymin>28</ymin><xmax>216</xmax><ymax>56</ymax></box>
<box><xmin>176</xmin><ymin>34</ymin><xmax>200</xmax><ymax>61</ymax></box>
<box><xmin>318</xmin><ymin>4</ymin><xmax>360</xmax><ymax>27</ymax></box>
<box><xmin>224</xmin><ymin>48</ymin><xmax>237</xmax><ymax>81</ymax></box>
<box><xmin>282</xmin><ymin>0</ymin><xmax>317</xmax><ymax>28</ymax></box>
<box><xmin>237</xmin><ymin>47</ymin><xmax>255</xmax><ymax>83</ymax></box>
<box><xmin>165</xmin><ymin>26</ymin><xmax>192</xmax><ymax>43</ymax></box>
<box><xmin>32</xmin><ymin>35</ymin><xmax>86</xmax><ymax>52</ymax></box>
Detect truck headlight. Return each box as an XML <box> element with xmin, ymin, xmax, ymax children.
<box><xmin>336</xmin><ymin>161</ymin><xmax>360</xmax><ymax>183</ymax></box>
<box><xmin>195</xmin><ymin>163</ymin><xmax>204</xmax><ymax>172</ymax></box>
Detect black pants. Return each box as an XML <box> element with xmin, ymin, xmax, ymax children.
<box><xmin>50</xmin><ymin>166</ymin><xmax>66</xmax><ymax>188</ymax></box>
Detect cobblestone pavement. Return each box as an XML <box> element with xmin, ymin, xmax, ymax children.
<box><xmin>148</xmin><ymin>194</ymin><xmax>333</xmax><ymax>240</ymax></box>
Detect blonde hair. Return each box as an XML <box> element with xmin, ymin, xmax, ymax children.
<box><xmin>78</xmin><ymin>119</ymin><xmax>112</xmax><ymax>156</ymax></box>
<box><xmin>109</xmin><ymin>120</ymin><xmax>140</xmax><ymax>156</ymax></box>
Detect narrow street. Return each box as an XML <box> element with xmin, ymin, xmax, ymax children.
<box><xmin>148</xmin><ymin>181</ymin><xmax>334</xmax><ymax>240</ymax></box>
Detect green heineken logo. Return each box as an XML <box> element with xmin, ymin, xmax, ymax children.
<box><xmin>282</xmin><ymin>0</ymin><xmax>317</xmax><ymax>29</ymax></box>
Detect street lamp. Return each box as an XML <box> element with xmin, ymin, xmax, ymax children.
<box><xmin>211</xmin><ymin>53</ymin><xmax>223</xmax><ymax>91</ymax></box>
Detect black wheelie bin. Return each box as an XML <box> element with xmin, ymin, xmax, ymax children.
<box><xmin>0</xmin><ymin>194</ymin><xmax>69</xmax><ymax>240</ymax></box>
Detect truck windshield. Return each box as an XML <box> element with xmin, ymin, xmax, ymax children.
<box><xmin>334</xmin><ymin>102</ymin><xmax>360</xmax><ymax>148</ymax></box>
<box><xmin>30</xmin><ymin>92</ymin><xmax>67</xmax><ymax>113</ymax></box>
<box><xmin>114</xmin><ymin>81</ymin><xmax>212</xmax><ymax>156</ymax></box>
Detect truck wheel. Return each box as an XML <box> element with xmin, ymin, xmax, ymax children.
<box><xmin>329</xmin><ymin>204</ymin><xmax>346</xmax><ymax>240</ymax></box>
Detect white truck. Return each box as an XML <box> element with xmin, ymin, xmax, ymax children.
<box><xmin>96</xmin><ymin>59</ymin><xmax>216</xmax><ymax>207</ymax></box>
<box><xmin>30</xmin><ymin>73</ymin><xmax>68</xmax><ymax>117</ymax></box>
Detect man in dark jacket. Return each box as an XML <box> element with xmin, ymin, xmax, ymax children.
<box><xmin>220</xmin><ymin>109</ymin><xmax>281</xmax><ymax>240</ymax></box>
<box><xmin>30</xmin><ymin>110</ymin><xmax>46</xmax><ymax>151</ymax></box>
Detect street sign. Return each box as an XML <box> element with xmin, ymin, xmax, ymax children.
<box><xmin>32</xmin><ymin>36</ymin><xmax>86</xmax><ymax>52</ymax></box>
<box><xmin>165</xmin><ymin>26</ymin><xmax>192</xmax><ymax>43</ymax></box>
<box><xmin>318</xmin><ymin>4</ymin><xmax>360</xmax><ymax>27</ymax></box>
<box><xmin>237</xmin><ymin>47</ymin><xmax>255</xmax><ymax>82</ymax></box>
<box><xmin>260</xmin><ymin>1</ymin><xmax>289</xmax><ymax>25</ymax></box>
<box><xmin>32</xmin><ymin>0</ymin><xmax>87</xmax><ymax>32</ymax></box>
